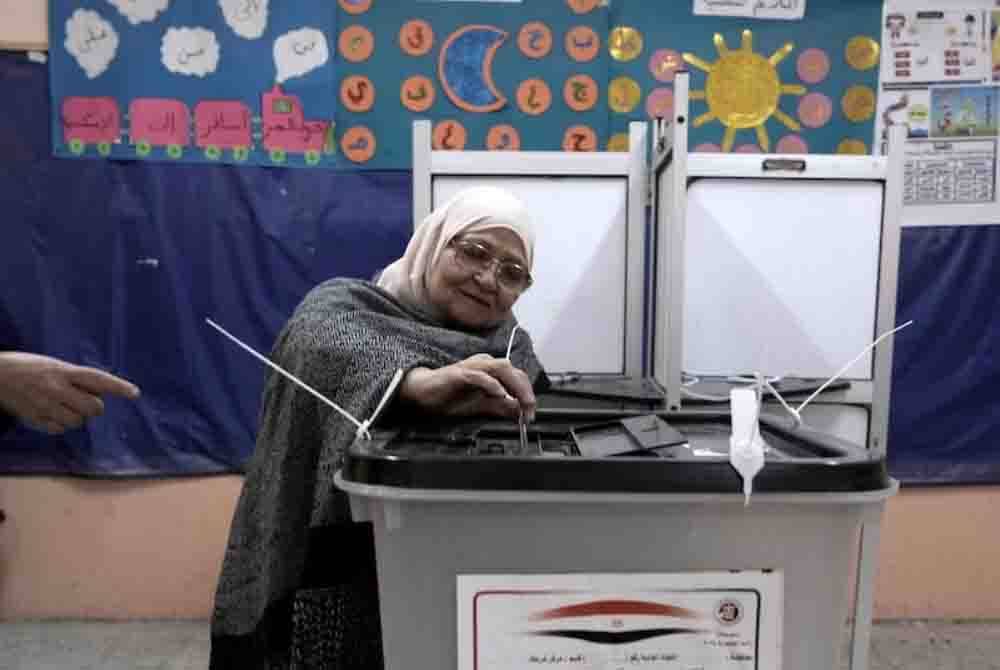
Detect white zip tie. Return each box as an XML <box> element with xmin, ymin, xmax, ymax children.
<box><xmin>795</xmin><ymin>320</ymin><xmax>914</xmax><ymax>415</ymax></box>
<box><xmin>761</xmin><ymin>320</ymin><xmax>914</xmax><ymax>427</ymax></box>
<box><xmin>206</xmin><ymin>318</ymin><xmax>401</xmax><ymax>441</ymax></box>
<box><xmin>505</xmin><ymin>324</ymin><xmax>521</xmax><ymax>361</ymax></box>
<box><xmin>357</xmin><ymin>368</ymin><xmax>405</xmax><ymax>441</ymax></box>
<box><xmin>504</xmin><ymin>323</ymin><xmax>534</xmax><ymax>452</ymax></box>
<box><xmin>762</xmin><ymin>378</ymin><xmax>798</xmax><ymax>421</ymax></box>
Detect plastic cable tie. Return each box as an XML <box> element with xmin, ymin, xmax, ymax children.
<box><xmin>205</xmin><ymin>318</ymin><xmax>366</xmax><ymax>433</ymax></box>
<box><xmin>505</xmin><ymin>324</ymin><xmax>520</xmax><ymax>361</ymax></box>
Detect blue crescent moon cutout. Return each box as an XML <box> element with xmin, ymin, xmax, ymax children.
<box><xmin>438</xmin><ymin>25</ymin><xmax>508</xmax><ymax>113</ymax></box>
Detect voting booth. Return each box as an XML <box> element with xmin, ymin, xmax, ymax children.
<box><xmin>335</xmin><ymin>84</ymin><xmax>905</xmax><ymax>670</ymax></box>
<box><xmin>654</xmin><ymin>73</ymin><xmax>906</xmax><ymax>460</ymax></box>
<box><xmin>649</xmin><ymin>72</ymin><xmax>906</xmax><ymax>670</ymax></box>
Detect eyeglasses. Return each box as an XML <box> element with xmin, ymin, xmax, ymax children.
<box><xmin>448</xmin><ymin>236</ymin><xmax>533</xmax><ymax>294</ymax></box>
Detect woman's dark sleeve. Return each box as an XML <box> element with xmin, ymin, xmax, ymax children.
<box><xmin>0</xmin><ymin>411</ymin><xmax>15</xmax><ymax>435</ymax></box>
<box><xmin>533</xmin><ymin>369</ymin><xmax>551</xmax><ymax>393</ymax></box>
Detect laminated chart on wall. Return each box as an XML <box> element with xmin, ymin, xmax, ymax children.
<box><xmin>50</xmin><ymin>0</ymin><xmax>882</xmax><ymax>168</ymax></box>
<box><xmin>875</xmin><ymin>9</ymin><xmax>999</xmax><ymax>206</ymax></box>
<box><xmin>50</xmin><ymin>0</ymin><xmax>340</xmax><ymax>168</ymax></box>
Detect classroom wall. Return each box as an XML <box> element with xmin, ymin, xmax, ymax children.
<box><xmin>1</xmin><ymin>476</ymin><xmax>998</xmax><ymax>621</ymax></box>
<box><xmin>0</xmin><ymin>477</ymin><xmax>241</xmax><ymax>619</ymax></box>
<box><xmin>0</xmin><ymin>0</ymin><xmax>47</xmax><ymax>51</ymax></box>
<box><xmin>1</xmin><ymin>0</ymin><xmax>997</xmax><ymax>623</ymax></box>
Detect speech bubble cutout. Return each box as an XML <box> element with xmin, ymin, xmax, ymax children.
<box><xmin>106</xmin><ymin>0</ymin><xmax>170</xmax><ymax>25</ymax></box>
<box><xmin>65</xmin><ymin>9</ymin><xmax>120</xmax><ymax>79</ymax></box>
<box><xmin>274</xmin><ymin>28</ymin><xmax>329</xmax><ymax>84</ymax></box>
<box><xmin>219</xmin><ymin>0</ymin><xmax>269</xmax><ymax>40</ymax></box>
<box><xmin>161</xmin><ymin>27</ymin><xmax>221</xmax><ymax>77</ymax></box>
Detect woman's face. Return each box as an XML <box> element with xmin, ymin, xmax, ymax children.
<box><xmin>426</xmin><ymin>227</ymin><xmax>530</xmax><ymax>330</ymax></box>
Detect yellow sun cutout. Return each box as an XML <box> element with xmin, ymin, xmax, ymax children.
<box><xmin>683</xmin><ymin>30</ymin><xmax>807</xmax><ymax>152</ymax></box>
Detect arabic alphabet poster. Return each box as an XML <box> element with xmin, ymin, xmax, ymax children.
<box><xmin>336</xmin><ymin>1</ymin><xmax>608</xmax><ymax>169</ymax></box>
<box><xmin>50</xmin><ymin>0</ymin><xmax>882</xmax><ymax>169</ymax></box>
<box><xmin>51</xmin><ymin>0</ymin><xmax>338</xmax><ymax>168</ymax></box>
<box><xmin>367</xmin><ymin>0</ymin><xmax>879</xmax><ymax>161</ymax></box>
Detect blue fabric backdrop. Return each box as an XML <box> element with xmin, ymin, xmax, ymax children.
<box><xmin>2</xmin><ymin>52</ymin><xmax>410</xmax><ymax>474</ymax></box>
<box><xmin>889</xmin><ymin>225</ymin><xmax>1000</xmax><ymax>485</ymax></box>
<box><xmin>3</xmin><ymin>51</ymin><xmax>1000</xmax><ymax>482</ymax></box>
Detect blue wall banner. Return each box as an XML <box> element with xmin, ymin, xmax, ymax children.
<box><xmin>5</xmin><ymin>50</ymin><xmax>999</xmax><ymax>482</ymax></box>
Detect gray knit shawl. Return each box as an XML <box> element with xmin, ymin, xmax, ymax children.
<box><xmin>211</xmin><ymin>278</ymin><xmax>545</xmax><ymax>664</ymax></box>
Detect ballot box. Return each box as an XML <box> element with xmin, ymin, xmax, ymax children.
<box><xmin>334</xmin><ymin>409</ymin><xmax>897</xmax><ymax>670</ymax></box>
<box><xmin>335</xmin><ymin>115</ymin><xmax>906</xmax><ymax>670</ymax></box>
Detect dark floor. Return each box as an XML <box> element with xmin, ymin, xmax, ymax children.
<box><xmin>2</xmin><ymin>620</ymin><xmax>1000</xmax><ymax>669</ymax></box>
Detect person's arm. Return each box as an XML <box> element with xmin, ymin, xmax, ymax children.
<box><xmin>0</xmin><ymin>352</ymin><xmax>141</xmax><ymax>435</ymax></box>
<box><xmin>397</xmin><ymin>353</ymin><xmax>536</xmax><ymax>421</ymax></box>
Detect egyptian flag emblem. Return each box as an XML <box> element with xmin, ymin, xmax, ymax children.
<box><xmin>525</xmin><ymin>599</ymin><xmax>708</xmax><ymax>645</ymax></box>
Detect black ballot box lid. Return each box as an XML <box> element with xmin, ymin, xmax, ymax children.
<box><xmin>536</xmin><ymin>374</ymin><xmax>851</xmax><ymax>411</ymax></box>
<box><xmin>341</xmin><ymin>408</ymin><xmax>889</xmax><ymax>495</ymax></box>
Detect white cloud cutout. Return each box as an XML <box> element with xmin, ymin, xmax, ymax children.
<box><xmin>273</xmin><ymin>28</ymin><xmax>329</xmax><ymax>84</ymax></box>
<box><xmin>219</xmin><ymin>0</ymin><xmax>269</xmax><ymax>40</ymax></box>
<box><xmin>65</xmin><ymin>9</ymin><xmax>120</xmax><ymax>79</ymax></box>
<box><xmin>161</xmin><ymin>27</ymin><xmax>221</xmax><ymax>77</ymax></box>
<box><xmin>106</xmin><ymin>0</ymin><xmax>170</xmax><ymax>25</ymax></box>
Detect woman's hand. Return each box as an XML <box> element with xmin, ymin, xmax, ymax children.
<box><xmin>399</xmin><ymin>354</ymin><xmax>536</xmax><ymax>421</ymax></box>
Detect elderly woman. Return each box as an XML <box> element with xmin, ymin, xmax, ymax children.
<box><xmin>210</xmin><ymin>186</ymin><xmax>546</xmax><ymax>669</ymax></box>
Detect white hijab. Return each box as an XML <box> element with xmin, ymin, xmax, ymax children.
<box><xmin>376</xmin><ymin>186</ymin><xmax>535</xmax><ymax>311</ymax></box>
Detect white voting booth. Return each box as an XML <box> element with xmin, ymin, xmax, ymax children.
<box><xmin>650</xmin><ymin>72</ymin><xmax>905</xmax><ymax>670</ymax></box>
<box><xmin>395</xmin><ymin>94</ymin><xmax>905</xmax><ymax>670</ymax></box>
<box><xmin>413</xmin><ymin>86</ymin><xmax>905</xmax><ymax>460</ymax></box>
<box><xmin>654</xmin><ymin>72</ymin><xmax>905</xmax><ymax>458</ymax></box>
